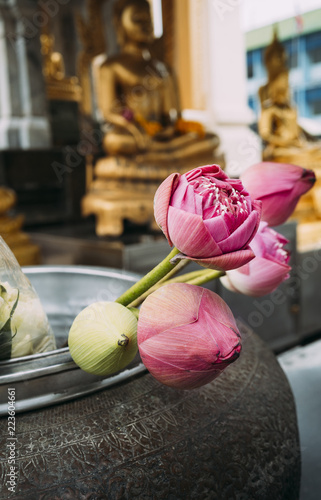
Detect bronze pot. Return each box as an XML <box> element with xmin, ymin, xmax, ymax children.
<box><xmin>0</xmin><ymin>267</ymin><xmax>300</xmax><ymax>499</ymax></box>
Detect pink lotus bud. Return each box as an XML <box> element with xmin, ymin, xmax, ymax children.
<box><xmin>137</xmin><ymin>283</ymin><xmax>241</xmax><ymax>390</ymax></box>
<box><xmin>240</xmin><ymin>162</ymin><xmax>315</xmax><ymax>226</ymax></box>
<box><xmin>154</xmin><ymin>165</ymin><xmax>261</xmax><ymax>271</ymax></box>
<box><xmin>221</xmin><ymin>222</ymin><xmax>291</xmax><ymax>297</ymax></box>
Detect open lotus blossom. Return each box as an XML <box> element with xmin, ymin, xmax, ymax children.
<box><xmin>240</xmin><ymin>162</ymin><xmax>315</xmax><ymax>227</ymax></box>
<box><xmin>154</xmin><ymin>165</ymin><xmax>262</xmax><ymax>271</ymax></box>
<box><xmin>220</xmin><ymin>222</ymin><xmax>291</xmax><ymax>297</ymax></box>
<box><xmin>137</xmin><ymin>283</ymin><xmax>242</xmax><ymax>390</ymax></box>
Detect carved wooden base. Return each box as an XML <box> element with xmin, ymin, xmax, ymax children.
<box><xmin>93</xmin><ymin>153</ymin><xmax>223</xmax><ymax>181</ymax></box>
<box><xmin>297</xmin><ymin>219</ymin><xmax>321</xmax><ymax>251</ymax></box>
<box><xmin>83</xmin><ymin>151</ymin><xmax>225</xmax><ymax>236</ymax></box>
<box><xmin>82</xmin><ymin>191</ymin><xmax>157</xmax><ymax>236</ymax></box>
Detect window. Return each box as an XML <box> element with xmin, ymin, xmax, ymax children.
<box><xmin>309</xmin><ymin>48</ymin><xmax>321</xmax><ymax>64</ymax></box>
<box><xmin>284</xmin><ymin>40</ymin><xmax>298</xmax><ymax>69</ymax></box>
<box><xmin>247</xmin><ymin>52</ymin><xmax>254</xmax><ymax>79</ymax></box>
<box><xmin>306</xmin><ymin>33</ymin><xmax>321</xmax><ymax>64</ymax></box>
<box><xmin>248</xmin><ymin>95</ymin><xmax>255</xmax><ymax>110</ymax></box>
<box><xmin>306</xmin><ymin>87</ymin><xmax>321</xmax><ymax>116</ymax></box>
<box><xmin>311</xmin><ymin>100</ymin><xmax>321</xmax><ymax>115</ymax></box>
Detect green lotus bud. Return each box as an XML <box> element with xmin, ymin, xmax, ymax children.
<box><xmin>68</xmin><ymin>301</ymin><xmax>138</xmax><ymax>376</ymax></box>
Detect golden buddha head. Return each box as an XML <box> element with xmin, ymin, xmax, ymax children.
<box><xmin>113</xmin><ymin>0</ymin><xmax>154</xmax><ymax>47</ymax></box>
<box><xmin>40</xmin><ymin>33</ymin><xmax>55</xmax><ymax>55</ymax></box>
<box><xmin>264</xmin><ymin>29</ymin><xmax>288</xmax><ymax>82</ymax></box>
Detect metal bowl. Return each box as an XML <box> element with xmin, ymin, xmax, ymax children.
<box><xmin>0</xmin><ymin>266</ymin><xmax>146</xmax><ymax>415</ymax></box>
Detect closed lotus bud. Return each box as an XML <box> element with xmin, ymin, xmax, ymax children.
<box><xmin>68</xmin><ymin>302</ymin><xmax>138</xmax><ymax>376</ymax></box>
<box><xmin>137</xmin><ymin>283</ymin><xmax>241</xmax><ymax>390</ymax></box>
<box><xmin>240</xmin><ymin>162</ymin><xmax>316</xmax><ymax>226</ymax></box>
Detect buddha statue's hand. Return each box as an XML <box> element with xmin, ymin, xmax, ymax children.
<box><xmin>126</xmin><ymin>121</ymin><xmax>151</xmax><ymax>151</ymax></box>
<box><xmin>134</xmin><ymin>131</ymin><xmax>151</xmax><ymax>151</ymax></box>
<box><xmin>153</xmin><ymin>125</ymin><xmax>176</xmax><ymax>141</ymax></box>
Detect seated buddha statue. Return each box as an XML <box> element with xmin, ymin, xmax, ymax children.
<box><xmin>82</xmin><ymin>0</ymin><xmax>222</xmax><ymax>236</ymax></box>
<box><xmin>258</xmin><ymin>69</ymin><xmax>321</xmax><ymax>228</ymax></box>
<box><xmin>258</xmin><ymin>30</ymin><xmax>321</xmax><ymax>166</ymax></box>
<box><xmin>259</xmin><ymin>70</ymin><xmax>321</xmax><ymax>165</ymax></box>
<box><xmin>96</xmin><ymin>0</ymin><xmax>220</xmax><ymax>163</ymax></box>
<box><xmin>40</xmin><ymin>33</ymin><xmax>82</xmax><ymax>102</ymax></box>
<box><xmin>41</xmin><ymin>34</ymin><xmax>65</xmax><ymax>81</ymax></box>
<box><xmin>258</xmin><ymin>30</ymin><xmax>288</xmax><ymax>110</ymax></box>
<box><xmin>257</xmin><ymin>30</ymin><xmax>321</xmax><ymax>242</ymax></box>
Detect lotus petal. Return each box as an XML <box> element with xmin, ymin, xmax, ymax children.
<box><xmin>172</xmin><ymin>247</ymin><xmax>255</xmax><ymax>271</ymax></box>
<box><xmin>154</xmin><ymin>172</ymin><xmax>180</xmax><ymax>245</ymax></box>
<box><xmin>167</xmin><ymin>206</ymin><xmax>222</xmax><ymax>258</ymax></box>
<box><xmin>224</xmin><ymin>257</ymin><xmax>291</xmax><ymax>296</ymax></box>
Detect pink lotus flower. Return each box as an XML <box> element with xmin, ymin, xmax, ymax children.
<box><xmin>221</xmin><ymin>222</ymin><xmax>291</xmax><ymax>297</ymax></box>
<box><xmin>154</xmin><ymin>165</ymin><xmax>261</xmax><ymax>271</ymax></box>
<box><xmin>240</xmin><ymin>162</ymin><xmax>315</xmax><ymax>227</ymax></box>
<box><xmin>137</xmin><ymin>283</ymin><xmax>241</xmax><ymax>390</ymax></box>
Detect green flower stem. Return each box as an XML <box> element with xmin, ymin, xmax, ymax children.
<box><xmin>162</xmin><ymin>269</ymin><xmax>208</xmax><ymax>284</ymax></box>
<box><xmin>127</xmin><ymin>259</ymin><xmax>190</xmax><ymax>308</ymax></box>
<box><xmin>186</xmin><ymin>269</ymin><xmax>225</xmax><ymax>286</ymax></box>
<box><xmin>128</xmin><ymin>268</ymin><xmax>223</xmax><ymax>308</ymax></box>
<box><xmin>116</xmin><ymin>247</ymin><xmax>181</xmax><ymax>307</ymax></box>
<box><xmin>153</xmin><ymin>258</ymin><xmax>190</xmax><ymax>286</ymax></box>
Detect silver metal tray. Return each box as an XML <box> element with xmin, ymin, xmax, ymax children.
<box><xmin>0</xmin><ymin>266</ymin><xmax>146</xmax><ymax>415</ymax></box>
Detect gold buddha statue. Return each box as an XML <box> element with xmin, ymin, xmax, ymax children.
<box><xmin>40</xmin><ymin>33</ymin><xmax>82</xmax><ymax>102</ymax></box>
<box><xmin>258</xmin><ymin>29</ymin><xmax>288</xmax><ymax>109</ymax></box>
<box><xmin>41</xmin><ymin>33</ymin><xmax>65</xmax><ymax>81</ymax></box>
<box><xmin>258</xmin><ymin>34</ymin><xmax>321</xmax><ymax>245</ymax></box>
<box><xmin>258</xmin><ymin>70</ymin><xmax>321</xmax><ymax>162</ymax></box>
<box><xmin>258</xmin><ymin>31</ymin><xmax>321</xmax><ymax>166</ymax></box>
<box><xmin>98</xmin><ymin>0</ymin><xmax>219</xmax><ymax>161</ymax></box>
<box><xmin>82</xmin><ymin>0</ymin><xmax>222</xmax><ymax>236</ymax></box>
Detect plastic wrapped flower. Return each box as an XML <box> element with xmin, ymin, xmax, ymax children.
<box><xmin>221</xmin><ymin>222</ymin><xmax>291</xmax><ymax>297</ymax></box>
<box><xmin>0</xmin><ymin>281</ymin><xmax>55</xmax><ymax>359</ymax></box>
<box><xmin>137</xmin><ymin>283</ymin><xmax>241</xmax><ymax>390</ymax></box>
<box><xmin>154</xmin><ymin>164</ymin><xmax>261</xmax><ymax>271</ymax></box>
